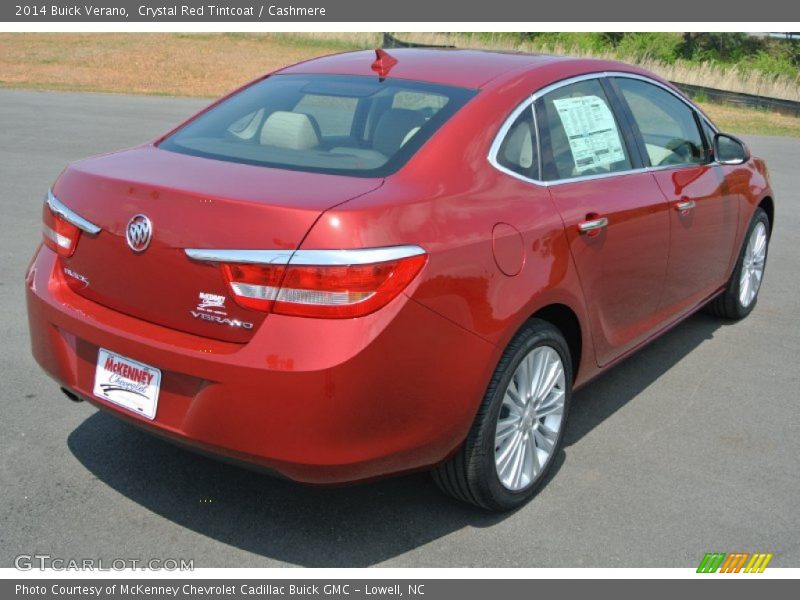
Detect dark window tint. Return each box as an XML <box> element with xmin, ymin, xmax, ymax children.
<box><xmin>537</xmin><ymin>78</ymin><xmax>633</xmax><ymax>181</ymax></box>
<box><xmin>496</xmin><ymin>105</ymin><xmax>539</xmax><ymax>180</ymax></box>
<box><xmin>701</xmin><ymin>118</ymin><xmax>718</xmax><ymax>157</ymax></box>
<box><xmin>615</xmin><ymin>78</ymin><xmax>706</xmax><ymax>167</ymax></box>
<box><xmin>702</xmin><ymin>119</ymin><xmax>716</xmax><ymax>145</ymax></box>
<box><xmin>159</xmin><ymin>74</ymin><xmax>476</xmax><ymax>177</ymax></box>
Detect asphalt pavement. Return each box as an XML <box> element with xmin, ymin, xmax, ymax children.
<box><xmin>1</xmin><ymin>89</ymin><xmax>798</xmax><ymax>568</ymax></box>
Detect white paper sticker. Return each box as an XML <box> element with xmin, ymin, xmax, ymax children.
<box><xmin>552</xmin><ymin>95</ymin><xmax>626</xmax><ymax>174</ymax></box>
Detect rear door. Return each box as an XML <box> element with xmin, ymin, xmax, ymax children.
<box><xmin>537</xmin><ymin>76</ymin><xmax>671</xmax><ymax>366</ymax></box>
<box><xmin>611</xmin><ymin>76</ymin><xmax>740</xmax><ymax>315</ymax></box>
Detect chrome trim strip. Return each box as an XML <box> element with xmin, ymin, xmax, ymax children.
<box><xmin>487</xmin><ymin>71</ymin><xmax>713</xmax><ymax>188</ymax></box>
<box><xmin>185</xmin><ymin>249</ymin><xmax>294</xmax><ymax>265</ymax></box>
<box><xmin>46</xmin><ymin>191</ymin><xmax>101</xmax><ymax>235</ymax></box>
<box><xmin>185</xmin><ymin>245</ymin><xmax>426</xmax><ymax>266</ymax></box>
<box><xmin>290</xmin><ymin>246</ymin><xmax>426</xmax><ymax>266</ymax></box>
<box><xmin>487</xmin><ymin>98</ymin><xmax>541</xmax><ymax>186</ymax></box>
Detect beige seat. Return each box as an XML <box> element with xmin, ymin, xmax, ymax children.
<box><xmin>260</xmin><ymin>111</ymin><xmax>320</xmax><ymax>150</ymax></box>
<box><xmin>329</xmin><ymin>109</ymin><xmax>426</xmax><ymax>166</ymax></box>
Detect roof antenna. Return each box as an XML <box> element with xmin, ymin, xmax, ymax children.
<box><xmin>371</xmin><ymin>48</ymin><xmax>398</xmax><ymax>79</ymax></box>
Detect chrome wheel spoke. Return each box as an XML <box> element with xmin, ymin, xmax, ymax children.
<box><xmin>509</xmin><ymin>436</ymin><xmax>527</xmax><ymax>489</ymax></box>
<box><xmin>533</xmin><ymin>424</ymin><xmax>557</xmax><ymax>453</ymax></box>
<box><xmin>516</xmin><ymin>356</ymin><xmax>532</xmax><ymax>398</ymax></box>
<box><xmin>537</xmin><ymin>386</ymin><xmax>564</xmax><ymax>409</ymax></box>
<box><xmin>752</xmin><ymin>228</ymin><xmax>767</xmax><ymax>256</ymax></box>
<box><xmin>535</xmin><ymin>398</ymin><xmax>564</xmax><ymax>419</ymax></box>
<box><xmin>526</xmin><ymin>433</ymin><xmax>541</xmax><ymax>478</ymax></box>
<box><xmin>740</xmin><ymin>271</ymin><xmax>751</xmax><ymax>304</ymax></box>
<box><xmin>536</xmin><ymin>361</ymin><xmax>563</xmax><ymax>406</ymax></box>
<box><xmin>504</xmin><ymin>387</ymin><xmax>525</xmax><ymax>414</ymax></box>
<box><xmin>496</xmin><ymin>431</ymin><xmax>522</xmax><ymax>483</ymax></box>
<box><xmin>528</xmin><ymin>350</ymin><xmax>547</xmax><ymax>398</ymax></box>
<box><xmin>496</xmin><ymin>414</ymin><xmax>520</xmax><ymax>444</ymax></box>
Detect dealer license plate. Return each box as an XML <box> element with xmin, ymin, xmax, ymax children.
<box><xmin>93</xmin><ymin>348</ymin><xmax>161</xmax><ymax>420</ymax></box>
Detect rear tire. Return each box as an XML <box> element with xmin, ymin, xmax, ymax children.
<box><xmin>704</xmin><ymin>207</ymin><xmax>770</xmax><ymax>320</ymax></box>
<box><xmin>432</xmin><ymin>319</ymin><xmax>572</xmax><ymax>511</ymax></box>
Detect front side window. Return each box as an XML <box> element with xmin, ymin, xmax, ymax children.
<box><xmin>159</xmin><ymin>74</ymin><xmax>476</xmax><ymax>177</ymax></box>
<box><xmin>615</xmin><ymin>78</ymin><xmax>706</xmax><ymax>168</ymax></box>
<box><xmin>495</xmin><ymin>105</ymin><xmax>539</xmax><ymax>181</ymax></box>
<box><xmin>537</xmin><ymin>79</ymin><xmax>633</xmax><ymax>181</ymax></box>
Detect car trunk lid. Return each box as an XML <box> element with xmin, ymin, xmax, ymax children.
<box><xmin>52</xmin><ymin>146</ymin><xmax>383</xmax><ymax>342</ymax></box>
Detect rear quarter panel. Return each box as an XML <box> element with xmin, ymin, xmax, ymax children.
<box><xmin>299</xmin><ymin>63</ymin><xmax>605</xmax><ymax>386</ymax></box>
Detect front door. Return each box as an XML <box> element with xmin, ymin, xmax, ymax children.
<box><xmin>612</xmin><ymin>76</ymin><xmax>740</xmax><ymax>315</ymax></box>
<box><xmin>536</xmin><ymin>77</ymin><xmax>671</xmax><ymax>366</ymax></box>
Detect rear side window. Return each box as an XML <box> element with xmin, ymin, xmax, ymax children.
<box><xmin>615</xmin><ymin>78</ymin><xmax>706</xmax><ymax>168</ymax></box>
<box><xmin>495</xmin><ymin>105</ymin><xmax>539</xmax><ymax>181</ymax></box>
<box><xmin>537</xmin><ymin>79</ymin><xmax>633</xmax><ymax>181</ymax></box>
<box><xmin>159</xmin><ymin>74</ymin><xmax>476</xmax><ymax>178</ymax></box>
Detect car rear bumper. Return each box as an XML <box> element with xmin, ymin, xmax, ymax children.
<box><xmin>26</xmin><ymin>246</ymin><xmax>497</xmax><ymax>484</ymax></box>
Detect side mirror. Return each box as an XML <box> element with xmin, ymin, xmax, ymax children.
<box><xmin>713</xmin><ymin>133</ymin><xmax>750</xmax><ymax>165</ymax></box>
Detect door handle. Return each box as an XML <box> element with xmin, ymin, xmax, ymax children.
<box><xmin>578</xmin><ymin>217</ymin><xmax>608</xmax><ymax>234</ymax></box>
<box><xmin>674</xmin><ymin>199</ymin><xmax>696</xmax><ymax>212</ymax></box>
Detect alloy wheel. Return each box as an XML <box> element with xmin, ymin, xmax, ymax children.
<box><xmin>739</xmin><ymin>221</ymin><xmax>768</xmax><ymax>308</ymax></box>
<box><xmin>494</xmin><ymin>346</ymin><xmax>566</xmax><ymax>491</ymax></box>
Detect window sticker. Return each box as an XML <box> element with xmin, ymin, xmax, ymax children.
<box><xmin>552</xmin><ymin>95</ymin><xmax>626</xmax><ymax>173</ymax></box>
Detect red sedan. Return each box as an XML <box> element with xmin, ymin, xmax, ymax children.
<box><xmin>26</xmin><ymin>49</ymin><xmax>773</xmax><ymax>510</ymax></box>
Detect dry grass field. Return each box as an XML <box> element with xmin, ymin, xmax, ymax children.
<box><xmin>0</xmin><ymin>33</ymin><xmax>371</xmax><ymax>96</ymax></box>
<box><xmin>395</xmin><ymin>32</ymin><xmax>800</xmax><ymax>102</ymax></box>
<box><xmin>1</xmin><ymin>33</ymin><xmax>798</xmax><ymax>137</ymax></box>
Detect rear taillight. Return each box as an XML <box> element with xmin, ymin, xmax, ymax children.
<box><xmin>42</xmin><ymin>208</ymin><xmax>81</xmax><ymax>257</ymax></box>
<box><xmin>274</xmin><ymin>255</ymin><xmax>426</xmax><ymax>318</ymax></box>
<box><xmin>220</xmin><ymin>263</ymin><xmax>285</xmax><ymax>313</ymax></box>
<box><xmin>188</xmin><ymin>246</ymin><xmax>427</xmax><ymax>319</ymax></box>
<box><xmin>42</xmin><ymin>191</ymin><xmax>101</xmax><ymax>257</ymax></box>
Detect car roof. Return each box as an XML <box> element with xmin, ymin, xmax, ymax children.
<box><xmin>277</xmin><ymin>48</ymin><xmax>595</xmax><ymax>89</ymax></box>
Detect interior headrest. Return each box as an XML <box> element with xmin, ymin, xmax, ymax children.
<box><xmin>373</xmin><ymin>109</ymin><xmax>426</xmax><ymax>157</ymax></box>
<box><xmin>260</xmin><ymin>111</ymin><xmax>320</xmax><ymax>150</ymax></box>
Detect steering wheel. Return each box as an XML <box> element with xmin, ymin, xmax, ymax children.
<box><xmin>657</xmin><ymin>139</ymin><xmax>696</xmax><ymax>167</ymax></box>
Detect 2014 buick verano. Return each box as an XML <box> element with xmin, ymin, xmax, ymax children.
<box><xmin>26</xmin><ymin>49</ymin><xmax>774</xmax><ymax>510</ymax></box>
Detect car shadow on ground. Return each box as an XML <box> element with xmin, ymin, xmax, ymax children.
<box><xmin>564</xmin><ymin>312</ymin><xmax>728</xmax><ymax>447</ymax></box>
<box><xmin>67</xmin><ymin>312</ymin><xmax>728</xmax><ymax>567</ymax></box>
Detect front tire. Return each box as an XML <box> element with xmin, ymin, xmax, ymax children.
<box><xmin>705</xmin><ymin>207</ymin><xmax>770</xmax><ymax>320</ymax></box>
<box><xmin>432</xmin><ymin>319</ymin><xmax>572</xmax><ymax>511</ymax></box>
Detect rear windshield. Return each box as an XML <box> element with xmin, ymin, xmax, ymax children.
<box><xmin>159</xmin><ymin>74</ymin><xmax>477</xmax><ymax>177</ymax></box>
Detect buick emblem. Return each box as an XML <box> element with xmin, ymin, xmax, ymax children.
<box><xmin>126</xmin><ymin>214</ymin><xmax>152</xmax><ymax>253</ymax></box>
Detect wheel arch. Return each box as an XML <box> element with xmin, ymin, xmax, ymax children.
<box><xmin>758</xmin><ymin>196</ymin><xmax>774</xmax><ymax>236</ymax></box>
<box><xmin>529</xmin><ymin>303</ymin><xmax>583</xmax><ymax>383</ymax></box>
